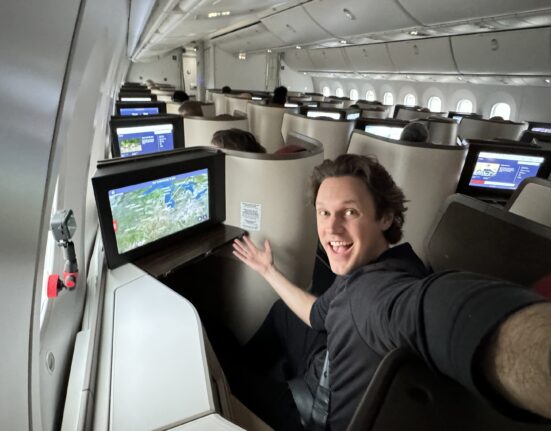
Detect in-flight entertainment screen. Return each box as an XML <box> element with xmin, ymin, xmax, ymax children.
<box><xmin>108</xmin><ymin>168</ymin><xmax>209</xmax><ymax>254</ymax></box>
<box><xmin>469</xmin><ymin>151</ymin><xmax>544</xmax><ymax>191</ymax></box>
<box><xmin>116</xmin><ymin>123</ymin><xmax>174</xmax><ymax>157</ymax></box>
<box><xmin>364</xmin><ymin>125</ymin><xmax>403</xmax><ymax>140</ymax></box>
<box><xmin>307</xmin><ymin>110</ymin><xmax>341</xmax><ymax>120</ymax></box>
<box><xmin>119</xmin><ymin>106</ymin><xmax>160</xmax><ymax>116</ymax></box>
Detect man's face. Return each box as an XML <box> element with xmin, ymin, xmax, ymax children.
<box><xmin>316</xmin><ymin>176</ymin><xmax>392</xmax><ymax>275</ymax></box>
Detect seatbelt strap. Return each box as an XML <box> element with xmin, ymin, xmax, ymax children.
<box><xmin>310</xmin><ymin>351</ymin><xmax>331</xmax><ymax>430</ymax></box>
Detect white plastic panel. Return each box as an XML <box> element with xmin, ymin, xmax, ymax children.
<box><xmin>261</xmin><ymin>6</ymin><xmax>332</xmax><ymax>45</ymax></box>
<box><xmin>304</xmin><ymin>0</ymin><xmax>417</xmax><ymax>38</ymax></box>
<box><xmin>388</xmin><ymin>37</ymin><xmax>458</xmax><ymax>73</ymax></box>
<box><xmin>344</xmin><ymin>44</ymin><xmax>396</xmax><ymax>73</ymax></box>
<box><xmin>399</xmin><ymin>0</ymin><xmax>551</xmax><ymax>25</ymax></box>
<box><xmin>283</xmin><ymin>48</ymin><xmax>316</xmax><ymax>70</ymax></box>
<box><xmin>308</xmin><ymin>48</ymin><xmax>349</xmax><ymax>72</ymax></box>
<box><xmin>214</xmin><ymin>23</ymin><xmax>284</xmax><ymax>54</ymax></box>
<box><xmin>171</xmin><ymin>414</ymin><xmax>245</xmax><ymax>430</ymax></box>
<box><xmin>452</xmin><ymin>27</ymin><xmax>551</xmax><ymax>75</ymax></box>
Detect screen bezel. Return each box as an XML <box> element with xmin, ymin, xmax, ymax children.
<box><xmin>109</xmin><ymin>114</ymin><xmax>185</xmax><ymax>158</ymax></box>
<box><xmin>115</xmin><ymin>101</ymin><xmax>167</xmax><ymax>116</ymax></box>
<box><xmin>92</xmin><ymin>148</ymin><xmax>225</xmax><ymax>269</ymax></box>
<box><xmin>456</xmin><ymin>141</ymin><xmax>551</xmax><ymax>200</ymax></box>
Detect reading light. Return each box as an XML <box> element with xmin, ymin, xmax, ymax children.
<box><xmin>267</xmin><ymin>49</ymin><xmax>272</xmax><ymax>53</ymax></box>
<box><xmin>296</xmin><ymin>45</ymin><xmax>302</xmax><ymax>49</ymax></box>
<box><xmin>457</xmin><ymin>76</ymin><xmax>463</xmax><ymax>81</ymax></box>
<box><xmin>207</xmin><ymin>11</ymin><xmax>230</xmax><ymax>18</ymax></box>
<box><xmin>340</xmin><ymin>40</ymin><xmax>347</xmax><ymax>44</ymax></box>
<box><xmin>238</xmin><ymin>52</ymin><xmax>246</xmax><ymax>60</ymax></box>
<box><xmin>545</xmin><ymin>79</ymin><xmax>551</xmax><ymax>84</ymax></box>
<box><xmin>409</xmin><ymin>30</ymin><xmax>419</xmax><ymax>36</ymax></box>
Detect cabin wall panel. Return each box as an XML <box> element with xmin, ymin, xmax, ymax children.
<box><xmin>280</xmin><ymin>61</ymin><xmax>314</xmax><ymax>93</ymax></box>
<box><xmin>127</xmin><ymin>48</ymin><xmax>183</xmax><ymax>87</ymax></box>
<box><xmin>213</xmin><ymin>48</ymin><xmax>267</xmax><ymax>91</ymax></box>
<box><xmin>212</xmin><ymin>23</ymin><xmax>284</xmax><ymax>54</ymax></box>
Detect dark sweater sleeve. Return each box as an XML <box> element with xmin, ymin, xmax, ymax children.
<box><xmin>310</xmin><ymin>282</ymin><xmax>339</xmax><ymax>331</ymax></box>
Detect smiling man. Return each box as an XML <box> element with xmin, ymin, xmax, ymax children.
<box><xmin>228</xmin><ymin>154</ymin><xmax>551</xmax><ymax>431</ymax></box>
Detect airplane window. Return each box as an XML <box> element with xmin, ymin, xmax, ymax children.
<box><xmin>335</xmin><ymin>87</ymin><xmax>344</xmax><ymax>97</ymax></box>
<box><xmin>322</xmin><ymin>86</ymin><xmax>331</xmax><ymax>97</ymax></box>
<box><xmin>490</xmin><ymin>102</ymin><xmax>511</xmax><ymax>120</ymax></box>
<box><xmin>365</xmin><ymin>90</ymin><xmax>376</xmax><ymax>101</ymax></box>
<box><xmin>383</xmin><ymin>92</ymin><xmax>394</xmax><ymax>105</ymax></box>
<box><xmin>427</xmin><ymin>96</ymin><xmax>442</xmax><ymax>112</ymax></box>
<box><xmin>404</xmin><ymin>93</ymin><xmax>416</xmax><ymax>107</ymax></box>
<box><xmin>350</xmin><ymin>89</ymin><xmax>359</xmax><ymax>101</ymax></box>
<box><xmin>456</xmin><ymin>99</ymin><xmax>473</xmax><ymax>114</ymax></box>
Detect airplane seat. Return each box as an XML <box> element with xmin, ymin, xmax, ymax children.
<box><xmin>307</xmin><ymin>94</ymin><xmax>325</xmax><ymax>102</ymax></box>
<box><xmin>347</xmin><ymin>131</ymin><xmax>468</xmax><ymax>262</ymax></box>
<box><xmin>505</xmin><ymin>177</ymin><xmax>551</xmax><ymax>228</ymax></box>
<box><xmin>201</xmin><ymin>102</ymin><xmax>215</xmax><ymax>117</ymax></box>
<box><xmin>184</xmin><ymin>115</ymin><xmax>249</xmax><ymax>148</ymax></box>
<box><xmin>458</xmin><ymin>117</ymin><xmax>528</xmax><ymax>140</ymax></box>
<box><xmin>361</xmin><ymin>108</ymin><xmax>388</xmax><ymax>119</ymax></box>
<box><xmin>246</xmin><ymin>103</ymin><xmax>287</xmax><ymax>153</ymax></box>
<box><xmin>281</xmin><ymin>112</ymin><xmax>355</xmax><ymax>159</ymax></box>
<box><xmin>347</xmin><ymin>348</ymin><xmax>551</xmax><ymax>431</ymax></box>
<box><xmin>212</xmin><ymin>92</ymin><xmax>229</xmax><ymax>115</ymax></box>
<box><xmin>165</xmin><ymin>101</ymin><xmax>181</xmax><ymax>114</ymax></box>
<box><xmin>418</xmin><ymin>117</ymin><xmax>459</xmax><ymax>146</ymax></box>
<box><xmin>289</xmin><ymin>95</ymin><xmax>312</xmax><ymax>103</ymax></box>
<box><xmin>321</xmin><ymin>100</ymin><xmax>345</xmax><ymax>109</ymax></box>
<box><xmin>425</xmin><ymin>193</ymin><xmax>551</xmax><ymax>286</ymax></box>
<box><xmin>396</xmin><ymin>107</ymin><xmax>434</xmax><ymax>121</ymax></box>
<box><xmin>219</xmin><ymin>142</ymin><xmax>324</xmax><ymax>342</ymax></box>
<box><xmin>227</xmin><ymin>96</ymin><xmax>251</xmax><ymax>117</ymax></box>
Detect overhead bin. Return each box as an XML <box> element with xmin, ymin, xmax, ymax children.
<box><xmin>283</xmin><ymin>48</ymin><xmax>316</xmax><ymax>71</ymax></box>
<box><xmin>212</xmin><ymin>23</ymin><xmax>284</xmax><ymax>54</ymax></box>
<box><xmin>451</xmin><ymin>27</ymin><xmax>551</xmax><ymax>75</ymax></box>
<box><xmin>388</xmin><ymin>37</ymin><xmax>458</xmax><ymax>74</ymax></box>
<box><xmin>308</xmin><ymin>48</ymin><xmax>350</xmax><ymax>72</ymax></box>
<box><xmin>400</xmin><ymin>0</ymin><xmax>551</xmax><ymax>25</ymax></box>
<box><xmin>344</xmin><ymin>44</ymin><xmax>396</xmax><ymax>73</ymax></box>
<box><xmin>303</xmin><ymin>0</ymin><xmax>417</xmax><ymax>39</ymax></box>
<box><xmin>261</xmin><ymin>5</ymin><xmax>332</xmax><ymax>45</ymax></box>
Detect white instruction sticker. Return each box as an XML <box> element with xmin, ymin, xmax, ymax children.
<box><xmin>240</xmin><ymin>202</ymin><xmax>262</xmax><ymax>231</ymax></box>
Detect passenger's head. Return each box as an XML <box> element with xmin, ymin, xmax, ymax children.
<box><xmin>172</xmin><ymin>90</ymin><xmax>189</xmax><ymax>102</ymax></box>
<box><xmin>490</xmin><ymin>116</ymin><xmax>504</xmax><ymax>121</ymax></box>
<box><xmin>399</xmin><ymin>121</ymin><xmax>429</xmax><ymax>142</ymax></box>
<box><xmin>310</xmin><ymin>154</ymin><xmax>406</xmax><ymax>245</ymax></box>
<box><xmin>211</xmin><ymin>128</ymin><xmax>267</xmax><ymax>153</ymax></box>
<box><xmin>221</xmin><ymin>86</ymin><xmax>232</xmax><ymax>94</ymax></box>
<box><xmin>271</xmin><ymin>86</ymin><xmax>288</xmax><ymax>105</ymax></box>
<box><xmin>178</xmin><ymin>101</ymin><xmax>203</xmax><ymax>117</ymax></box>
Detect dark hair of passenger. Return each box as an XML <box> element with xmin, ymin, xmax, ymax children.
<box><xmin>211</xmin><ymin>128</ymin><xmax>267</xmax><ymax>153</ymax></box>
<box><xmin>271</xmin><ymin>86</ymin><xmax>288</xmax><ymax>105</ymax></box>
<box><xmin>172</xmin><ymin>90</ymin><xmax>189</xmax><ymax>102</ymax></box>
<box><xmin>310</xmin><ymin>154</ymin><xmax>407</xmax><ymax>244</ymax></box>
<box><xmin>490</xmin><ymin>116</ymin><xmax>504</xmax><ymax>121</ymax></box>
<box><xmin>399</xmin><ymin>121</ymin><xmax>429</xmax><ymax>143</ymax></box>
<box><xmin>221</xmin><ymin>86</ymin><xmax>232</xmax><ymax>94</ymax></box>
<box><xmin>178</xmin><ymin>101</ymin><xmax>203</xmax><ymax>117</ymax></box>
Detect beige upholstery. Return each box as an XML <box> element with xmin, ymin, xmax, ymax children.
<box><xmin>246</xmin><ymin>103</ymin><xmax>287</xmax><ymax>152</ymax></box>
<box><xmin>308</xmin><ymin>94</ymin><xmax>325</xmax><ymax>102</ymax></box>
<box><xmin>458</xmin><ymin>117</ymin><xmax>528</xmax><ymax>140</ymax></box>
<box><xmin>201</xmin><ymin>103</ymin><xmax>215</xmax><ymax>117</ymax></box>
<box><xmin>165</xmin><ymin>101</ymin><xmax>181</xmax><ymax>114</ymax></box>
<box><xmin>184</xmin><ymin>116</ymin><xmax>249</xmax><ymax>148</ymax></box>
<box><xmin>418</xmin><ymin>118</ymin><xmax>459</xmax><ymax>146</ymax></box>
<box><xmin>348</xmin><ymin>130</ymin><xmax>468</xmax><ymax>261</ymax></box>
<box><xmin>222</xmin><ymin>147</ymin><xmax>324</xmax><ymax>341</ymax></box>
<box><xmin>212</xmin><ymin>92</ymin><xmax>229</xmax><ymax>115</ymax></box>
<box><xmin>227</xmin><ymin>96</ymin><xmax>251</xmax><ymax>117</ymax></box>
<box><xmin>506</xmin><ymin>178</ymin><xmax>551</xmax><ymax>228</ymax></box>
<box><xmin>281</xmin><ymin>112</ymin><xmax>355</xmax><ymax>160</ymax></box>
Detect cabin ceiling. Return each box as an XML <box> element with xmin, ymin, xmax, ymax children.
<box><xmin>130</xmin><ymin>0</ymin><xmax>551</xmax><ymax>75</ymax></box>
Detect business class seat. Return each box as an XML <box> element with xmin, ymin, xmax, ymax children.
<box><xmin>505</xmin><ymin>177</ymin><xmax>551</xmax><ymax>228</ymax></box>
<box><xmin>418</xmin><ymin>117</ymin><xmax>459</xmax><ymax>146</ymax></box>
<box><xmin>212</xmin><ymin>92</ymin><xmax>229</xmax><ymax>115</ymax></box>
<box><xmin>200</xmin><ymin>102</ymin><xmax>215</xmax><ymax>117</ymax></box>
<box><xmin>425</xmin><ymin>193</ymin><xmax>551</xmax><ymax>286</ymax></box>
<box><xmin>347</xmin><ymin>130</ymin><xmax>468</xmax><ymax>261</ymax></box>
<box><xmin>166</xmin><ymin>101</ymin><xmax>215</xmax><ymax>116</ymax></box>
<box><xmin>458</xmin><ymin>117</ymin><xmax>528</xmax><ymax>140</ymax></box>
<box><xmin>227</xmin><ymin>95</ymin><xmax>251</xmax><ymax>117</ymax></box>
<box><xmin>320</xmin><ymin>100</ymin><xmax>345</xmax><ymax>109</ymax></box>
<box><xmin>183</xmin><ymin>115</ymin><xmax>249</xmax><ymax>148</ymax></box>
<box><xmin>395</xmin><ymin>106</ymin><xmax>435</xmax><ymax>121</ymax></box>
<box><xmin>281</xmin><ymin>112</ymin><xmax>355</xmax><ymax>160</ymax></box>
<box><xmin>360</xmin><ymin>108</ymin><xmax>388</xmax><ymax>119</ymax></box>
<box><xmin>246</xmin><ymin>103</ymin><xmax>288</xmax><ymax>153</ymax></box>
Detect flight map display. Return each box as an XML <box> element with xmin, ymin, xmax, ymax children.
<box><xmin>469</xmin><ymin>151</ymin><xmax>544</xmax><ymax>190</ymax></box>
<box><xmin>116</xmin><ymin>123</ymin><xmax>174</xmax><ymax>157</ymax></box>
<box><xmin>120</xmin><ymin>107</ymin><xmax>160</xmax><ymax>116</ymax></box>
<box><xmin>108</xmin><ymin>168</ymin><xmax>209</xmax><ymax>253</ymax></box>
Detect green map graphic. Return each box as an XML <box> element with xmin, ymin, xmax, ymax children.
<box><xmin>110</xmin><ymin>173</ymin><xmax>209</xmax><ymax>253</ymax></box>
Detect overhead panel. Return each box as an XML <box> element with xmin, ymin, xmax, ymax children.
<box><xmin>399</xmin><ymin>0</ymin><xmax>551</xmax><ymax>25</ymax></box>
<box><xmin>308</xmin><ymin>48</ymin><xmax>349</xmax><ymax>72</ymax></box>
<box><xmin>452</xmin><ymin>27</ymin><xmax>551</xmax><ymax>75</ymax></box>
<box><xmin>213</xmin><ymin>23</ymin><xmax>284</xmax><ymax>54</ymax></box>
<box><xmin>304</xmin><ymin>0</ymin><xmax>418</xmax><ymax>39</ymax></box>
<box><xmin>283</xmin><ymin>48</ymin><xmax>316</xmax><ymax>70</ymax></box>
<box><xmin>261</xmin><ymin>5</ymin><xmax>332</xmax><ymax>45</ymax></box>
<box><xmin>344</xmin><ymin>44</ymin><xmax>396</xmax><ymax>73</ymax></box>
<box><xmin>388</xmin><ymin>37</ymin><xmax>457</xmax><ymax>74</ymax></box>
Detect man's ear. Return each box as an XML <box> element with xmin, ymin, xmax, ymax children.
<box><xmin>381</xmin><ymin>212</ymin><xmax>394</xmax><ymax>231</ymax></box>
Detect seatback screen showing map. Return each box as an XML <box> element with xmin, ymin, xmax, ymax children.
<box><xmin>115</xmin><ymin>123</ymin><xmax>174</xmax><ymax>157</ymax></box>
<box><xmin>108</xmin><ymin>168</ymin><xmax>209</xmax><ymax>254</ymax></box>
<box><xmin>119</xmin><ymin>107</ymin><xmax>160</xmax><ymax>116</ymax></box>
<box><xmin>364</xmin><ymin>125</ymin><xmax>403</xmax><ymax>140</ymax></box>
<box><xmin>469</xmin><ymin>151</ymin><xmax>544</xmax><ymax>190</ymax></box>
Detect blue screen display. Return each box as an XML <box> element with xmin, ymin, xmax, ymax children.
<box><xmin>116</xmin><ymin>123</ymin><xmax>174</xmax><ymax>157</ymax></box>
<box><xmin>469</xmin><ymin>151</ymin><xmax>544</xmax><ymax>190</ymax></box>
<box><xmin>120</xmin><ymin>107</ymin><xmax>160</xmax><ymax>116</ymax></box>
<box><xmin>347</xmin><ymin>112</ymin><xmax>360</xmax><ymax>120</ymax></box>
